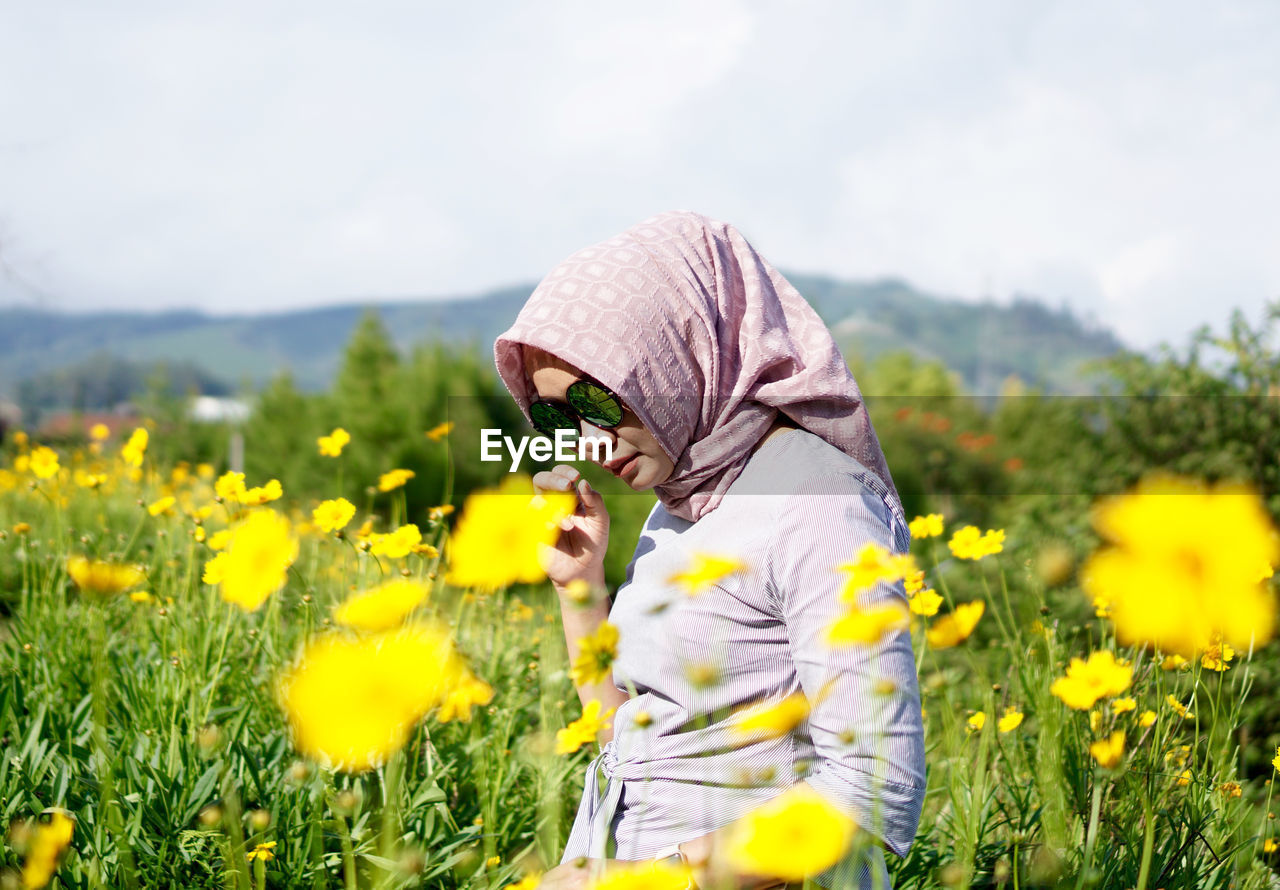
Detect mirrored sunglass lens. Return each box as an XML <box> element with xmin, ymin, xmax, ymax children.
<box><xmin>567</xmin><ymin>382</ymin><xmax>624</xmax><ymax>427</ymax></box>
<box><xmin>530</xmin><ymin>402</ymin><xmax>578</xmax><ymax>437</ymax></box>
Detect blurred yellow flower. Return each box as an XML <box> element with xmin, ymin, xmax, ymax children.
<box><xmin>89</xmin><ymin>423</ymin><xmax>110</xmax><ymax>440</ymax></box>
<box><xmin>202</xmin><ymin>553</ymin><xmax>227</xmax><ymax>585</ymax></box>
<box><xmin>836</xmin><ymin>543</ymin><xmax>916</xmax><ymax>596</ymax></box>
<box><xmin>317</xmin><ymin>427</ymin><xmax>351</xmax><ymax>457</ymax></box>
<box><xmin>587</xmin><ymin>859</ymin><xmax>690</xmax><ymax>890</ymax></box>
<box><xmin>312</xmin><ymin>498</ymin><xmax>356</xmax><ymax>533</ymax></box>
<box><xmin>147</xmin><ymin>496</ymin><xmax>175</xmax><ymax>517</ymax></box>
<box><xmin>425</xmin><ymin>422</ymin><xmax>454</xmax><ymax>441</ymax></box>
<box><xmin>215</xmin><ymin>471</ymin><xmax>246</xmax><ymax>501</ymax></box>
<box><xmin>1201</xmin><ymin>634</ymin><xmax>1234</xmax><ymax>672</ymax></box>
<box><xmin>19</xmin><ymin>809</ymin><xmax>75</xmax><ymax>890</ymax></box>
<box><xmin>1082</xmin><ymin>473</ymin><xmax>1279</xmax><ymax>658</ymax></box>
<box><xmin>334</xmin><ymin>579</ymin><xmax>429</xmax><ymax>631</ymax></box>
<box><xmin>721</xmin><ymin>783</ymin><xmax>855</xmax><ymax>882</ymax></box>
<box><xmin>1273</xmin><ymin>746</ymin><xmax>1280</xmax><ymax>772</ymax></box>
<box><xmin>967</xmin><ymin>711</ymin><xmax>986</xmax><ymax>732</ymax></box>
<box><xmin>378</xmin><ymin>468</ymin><xmax>415</xmax><ymax>492</ymax></box>
<box><xmin>1263</xmin><ymin>838</ymin><xmax>1277</xmax><ymax>854</ymax></box>
<box><xmin>246</xmin><ymin>841</ymin><xmax>277</xmax><ymax>862</ymax></box>
<box><xmin>1161</xmin><ymin>654</ymin><xmax>1189</xmax><ymax>671</ymax></box>
<box><xmin>207</xmin><ymin>529</ymin><xmax>232</xmax><ymax>551</ymax></box>
<box><xmin>241</xmin><ymin>479</ymin><xmax>283</xmax><ymax>506</ymax></box>
<box><xmin>73</xmin><ymin>469</ymin><xmax>107</xmax><ymax>490</ymax></box>
<box><xmin>1175</xmin><ymin>769</ymin><xmax>1192</xmax><ymax>787</ymax></box>
<box><xmin>570</xmin><ymin>623</ymin><xmax>619</xmax><ymax>687</ymax></box>
<box><xmin>369</xmin><ymin>524</ymin><xmax>422</xmax><ymax>559</ymax></box>
<box><xmin>732</xmin><ymin>692</ymin><xmax>811</xmax><ymax>740</ymax></box>
<box><xmin>1220</xmin><ymin>781</ymin><xmax>1242</xmax><ymax>798</ymax></box>
<box><xmin>555</xmin><ymin>699</ymin><xmax>615</xmax><ymax>754</ymax></box>
<box><xmin>1089</xmin><ymin>731</ymin><xmax>1125</xmax><ymax>769</ymax></box>
<box><xmin>278</xmin><ymin>622</ymin><xmax>461</xmax><ymax>772</ymax></box>
<box><xmin>998</xmin><ymin>707</ymin><xmax>1024</xmax><ymax>733</ymax></box>
<box><xmin>926</xmin><ymin>601</ymin><xmax>985</xmax><ymax>649</ymax></box>
<box><xmin>444</xmin><ymin>476</ymin><xmax>575</xmax><ymax>590</ymax></box>
<box><xmin>67</xmin><ymin>556</ymin><xmax>145</xmax><ymax>596</ymax></box>
<box><xmin>213</xmin><ymin>510</ymin><xmax>299</xmax><ymax>611</ymax></box>
<box><xmin>667</xmin><ymin>552</ymin><xmax>747</xmax><ymax>595</ymax></box>
<box><xmin>1138</xmin><ymin>710</ymin><xmax>1156</xmax><ymax>727</ymax></box>
<box><xmin>428</xmin><ymin>504</ymin><xmax>455</xmax><ymax>520</ymax></box>
<box><xmin>826</xmin><ymin>601</ymin><xmax>910</xmax><ymax>645</ymax></box>
<box><xmin>29</xmin><ymin>446</ymin><xmax>60</xmax><ymax>480</ymax></box>
<box><xmin>948</xmin><ymin>525</ymin><xmax>1005</xmax><ymax>560</ymax></box>
<box><xmin>120</xmin><ymin>428</ymin><xmax>148</xmax><ymax>467</ymax></box>
<box><xmin>903</xmin><ymin>570</ymin><xmax>925</xmax><ymax>595</ymax></box>
<box><xmin>909</xmin><ymin>513</ymin><xmax>945</xmax><ymax>539</ymax></box>
<box><xmin>908</xmin><ymin>588</ymin><xmax>943</xmax><ymax>617</ymax></box>
<box><xmin>129</xmin><ymin>590</ymin><xmax>152</xmax><ymax>604</ymax></box>
<box><xmin>1166</xmin><ymin>694</ymin><xmax>1193</xmax><ymax>720</ymax></box>
<box><xmin>437</xmin><ymin>673</ymin><xmax>495</xmax><ymax>723</ymax></box>
<box><xmin>506</xmin><ymin>873</ymin><xmax>543</xmax><ymax>890</ymax></box>
<box><xmin>1112</xmin><ymin>697</ymin><xmax>1136</xmax><ymax>714</ymax></box>
<box><xmin>1050</xmin><ymin>651</ymin><xmax>1132</xmax><ymax>710</ymax></box>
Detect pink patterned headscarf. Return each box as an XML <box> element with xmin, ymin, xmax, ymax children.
<box><xmin>493</xmin><ymin>209</ymin><xmax>903</xmax><ymax>527</ymax></box>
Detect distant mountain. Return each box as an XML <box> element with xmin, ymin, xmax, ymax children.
<box><xmin>0</xmin><ymin>276</ymin><xmax>1127</xmax><ymax>415</ymax></box>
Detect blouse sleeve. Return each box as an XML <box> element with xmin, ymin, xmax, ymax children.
<box><xmin>766</xmin><ymin>471</ymin><xmax>926</xmax><ymax>860</ymax></box>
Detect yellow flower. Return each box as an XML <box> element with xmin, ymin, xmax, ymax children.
<box><xmin>570</xmin><ymin>623</ymin><xmax>619</xmax><ymax>687</ymax></box>
<box><xmin>312</xmin><ymin>498</ymin><xmax>356</xmax><ymax>533</ymax></box>
<box><xmin>424</xmin><ymin>422</ymin><xmax>454</xmax><ymax>441</ymax></box>
<box><xmin>967</xmin><ymin>711</ymin><xmax>986</xmax><ymax>732</ymax></box>
<box><xmin>1111</xmin><ymin>697</ymin><xmax>1136</xmax><ymax>714</ymax></box>
<box><xmin>369</xmin><ymin>524</ymin><xmax>422</xmax><ymax>559</ymax></box>
<box><xmin>667</xmin><ymin>552</ymin><xmax>747</xmax><ymax>595</ymax></box>
<box><xmin>129</xmin><ymin>590</ymin><xmax>152</xmax><ymax>604</ymax></box>
<box><xmin>998</xmin><ymin>707</ymin><xmax>1024</xmax><ymax>733</ymax></box>
<box><xmin>19</xmin><ymin>809</ymin><xmax>75</xmax><ymax>889</ymax></box>
<box><xmin>67</xmin><ymin>556</ymin><xmax>146</xmax><ymax>595</ymax></box>
<box><xmin>413</xmin><ymin>543</ymin><xmax>440</xmax><ymax>559</ymax></box>
<box><xmin>903</xmin><ymin>570</ymin><xmax>925</xmax><ymax>595</ymax></box>
<box><xmin>437</xmin><ymin>673</ymin><xmax>495</xmax><ymax>723</ymax></box>
<box><xmin>1049</xmin><ymin>651</ymin><xmax>1132</xmax><ymax>710</ymax></box>
<box><xmin>1089</xmin><ymin>709</ymin><xmax>1102</xmax><ymax>733</ymax></box>
<box><xmin>89</xmin><ymin>423</ymin><xmax>110</xmax><ymax>440</ymax></box>
<box><xmin>1138</xmin><ymin>710</ymin><xmax>1156</xmax><ymax>727</ymax></box>
<box><xmin>428</xmin><ymin>504</ymin><xmax>455</xmax><ymax>520</ymax></box>
<box><xmin>1219</xmin><ymin>781</ymin><xmax>1242</xmax><ymax>798</ymax></box>
<box><xmin>378</xmin><ymin>468</ymin><xmax>415</xmax><ymax>492</ymax></box>
<box><xmin>1263</xmin><ymin>838</ymin><xmax>1277</xmax><ymax>854</ymax></box>
<box><xmin>908</xmin><ymin>587</ymin><xmax>943</xmax><ymax>617</ymax></box>
<box><xmin>444</xmin><ymin>476</ymin><xmax>576</xmax><ymax>590</ymax></box>
<box><xmin>246</xmin><ymin>841</ymin><xmax>277</xmax><ymax>862</ymax></box>
<box><xmin>555</xmin><ymin>699</ymin><xmax>615</xmax><ymax>754</ymax></box>
<box><xmin>120</xmin><ymin>428</ymin><xmax>148</xmax><ymax>467</ymax></box>
<box><xmin>213</xmin><ymin>510</ymin><xmax>299</xmax><ymax>611</ymax></box>
<box><xmin>1166</xmin><ymin>694</ymin><xmax>1193</xmax><ymax>720</ymax></box>
<box><xmin>29</xmin><ymin>446</ymin><xmax>60</xmax><ymax>480</ymax></box>
<box><xmin>826</xmin><ymin>601</ymin><xmax>910</xmax><ymax>645</ymax></box>
<box><xmin>73</xmin><ymin>469</ymin><xmax>107</xmax><ymax>490</ymax></box>
<box><xmin>587</xmin><ymin>859</ymin><xmax>691</xmax><ymax>890</ymax></box>
<box><xmin>1165</xmin><ymin>744</ymin><xmax>1191</xmax><ymax>769</ymax></box>
<box><xmin>732</xmin><ymin>693</ymin><xmax>811</xmax><ymax>740</ymax></box>
<box><xmin>1081</xmin><ymin>473</ymin><xmax>1280</xmax><ymax>658</ymax></box>
<box><xmin>207</xmin><ymin>529</ymin><xmax>232</xmax><ymax>551</ymax></box>
<box><xmin>1089</xmin><ymin>730</ymin><xmax>1125</xmax><ymax>769</ymax></box>
<box><xmin>333</xmin><ymin>579</ymin><xmax>429</xmax><ymax>631</ymax></box>
<box><xmin>317</xmin><ymin>427</ymin><xmax>351</xmax><ymax>457</ymax></box>
<box><xmin>1273</xmin><ymin>746</ymin><xmax>1280</xmax><ymax>773</ymax></box>
<box><xmin>506</xmin><ymin>873</ymin><xmax>543</xmax><ymax>890</ymax></box>
<box><xmin>202</xmin><ymin>553</ymin><xmax>228</xmax><ymax>585</ymax></box>
<box><xmin>1175</xmin><ymin>769</ymin><xmax>1192</xmax><ymax>787</ymax></box>
<box><xmin>909</xmin><ymin>513</ymin><xmax>945</xmax><ymax>539</ymax></box>
<box><xmin>925</xmin><ymin>601</ymin><xmax>985</xmax><ymax>649</ymax></box>
<box><xmin>215</xmin><ymin>471</ymin><xmax>247</xmax><ymax>501</ymax></box>
<box><xmin>1201</xmin><ymin>634</ymin><xmax>1234</xmax><ymax>672</ymax></box>
<box><xmin>147</xmin><ymin>496</ymin><xmax>175</xmax><ymax>517</ymax></box>
<box><xmin>947</xmin><ymin>525</ymin><xmax>1005</xmax><ymax>560</ymax></box>
<box><xmin>721</xmin><ymin>784</ymin><xmax>856</xmax><ymax>882</ymax></box>
<box><xmin>1161</xmin><ymin>654</ymin><xmax>1189</xmax><ymax>671</ymax></box>
<box><xmin>240</xmin><ymin>479</ymin><xmax>283</xmax><ymax>506</ymax></box>
<box><xmin>278</xmin><ymin>622</ymin><xmax>462</xmax><ymax>772</ymax></box>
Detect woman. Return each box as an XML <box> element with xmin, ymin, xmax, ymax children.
<box><xmin>493</xmin><ymin>211</ymin><xmax>925</xmax><ymax>890</ymax></box>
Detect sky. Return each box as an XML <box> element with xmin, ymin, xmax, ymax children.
<box><xmin>1</xmin><ymin>0</ymin><xmax>1278</xmax><ymax>350</ymax></box>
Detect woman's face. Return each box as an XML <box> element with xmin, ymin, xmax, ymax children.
<box><xmin>525</xmin><ymin>348</ymin><xmax>675</xmax><ymax>490</ymax></box>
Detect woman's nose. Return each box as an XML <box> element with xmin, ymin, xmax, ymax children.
<box><xmin>578</xmin><ymin>420</ymin><xmax>616</xmax><ymax>453</ymax></box>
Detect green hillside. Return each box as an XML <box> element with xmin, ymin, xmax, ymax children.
<box><xmin>0</xmin><ymin>277</ymin><xmax>1126</xmax><ymax>418</ymax></box>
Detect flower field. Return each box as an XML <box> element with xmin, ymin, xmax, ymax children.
<box><xmin>2</xmin><ymin>309</ymin><xmax>1280</xmax><ymax>889</ymax></box>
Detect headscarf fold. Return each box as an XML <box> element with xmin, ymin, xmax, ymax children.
<box><xmin>493</xmin><ymin>209</ymin><xmax>904</xmax><ymax>528</ymax></box>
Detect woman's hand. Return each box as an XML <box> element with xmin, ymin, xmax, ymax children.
<box><xmin>533</xmin><ymin>464</ymin><xmax>610</xmax><ymax>590</ymax></box>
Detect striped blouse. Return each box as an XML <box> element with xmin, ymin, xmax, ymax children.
<box><xmin>559</xmin><ymin>429</ymin><xmax>927</xmax><ymax>890</ymax></box>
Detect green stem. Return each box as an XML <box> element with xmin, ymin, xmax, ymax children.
<box><xmin>1075</xmin><ymin>776</ymin><xmax>1105</xmax><ymax>890</ymax></box>
<box><xmin>1135</xmin><ymin>791</ymin><xmax>1155</xmax><ymax>890</ymax></box>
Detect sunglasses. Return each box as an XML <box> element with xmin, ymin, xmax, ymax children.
<box><xmin>529</xmin><ymin>378</ymin><xmax>626</xmax><ymax>439</ymax></box>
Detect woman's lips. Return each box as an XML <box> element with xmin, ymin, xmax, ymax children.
<box><xmin>605</xmin><ymin>452</ymin><xmax>639</xmax><ymax>476</ymax></box>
